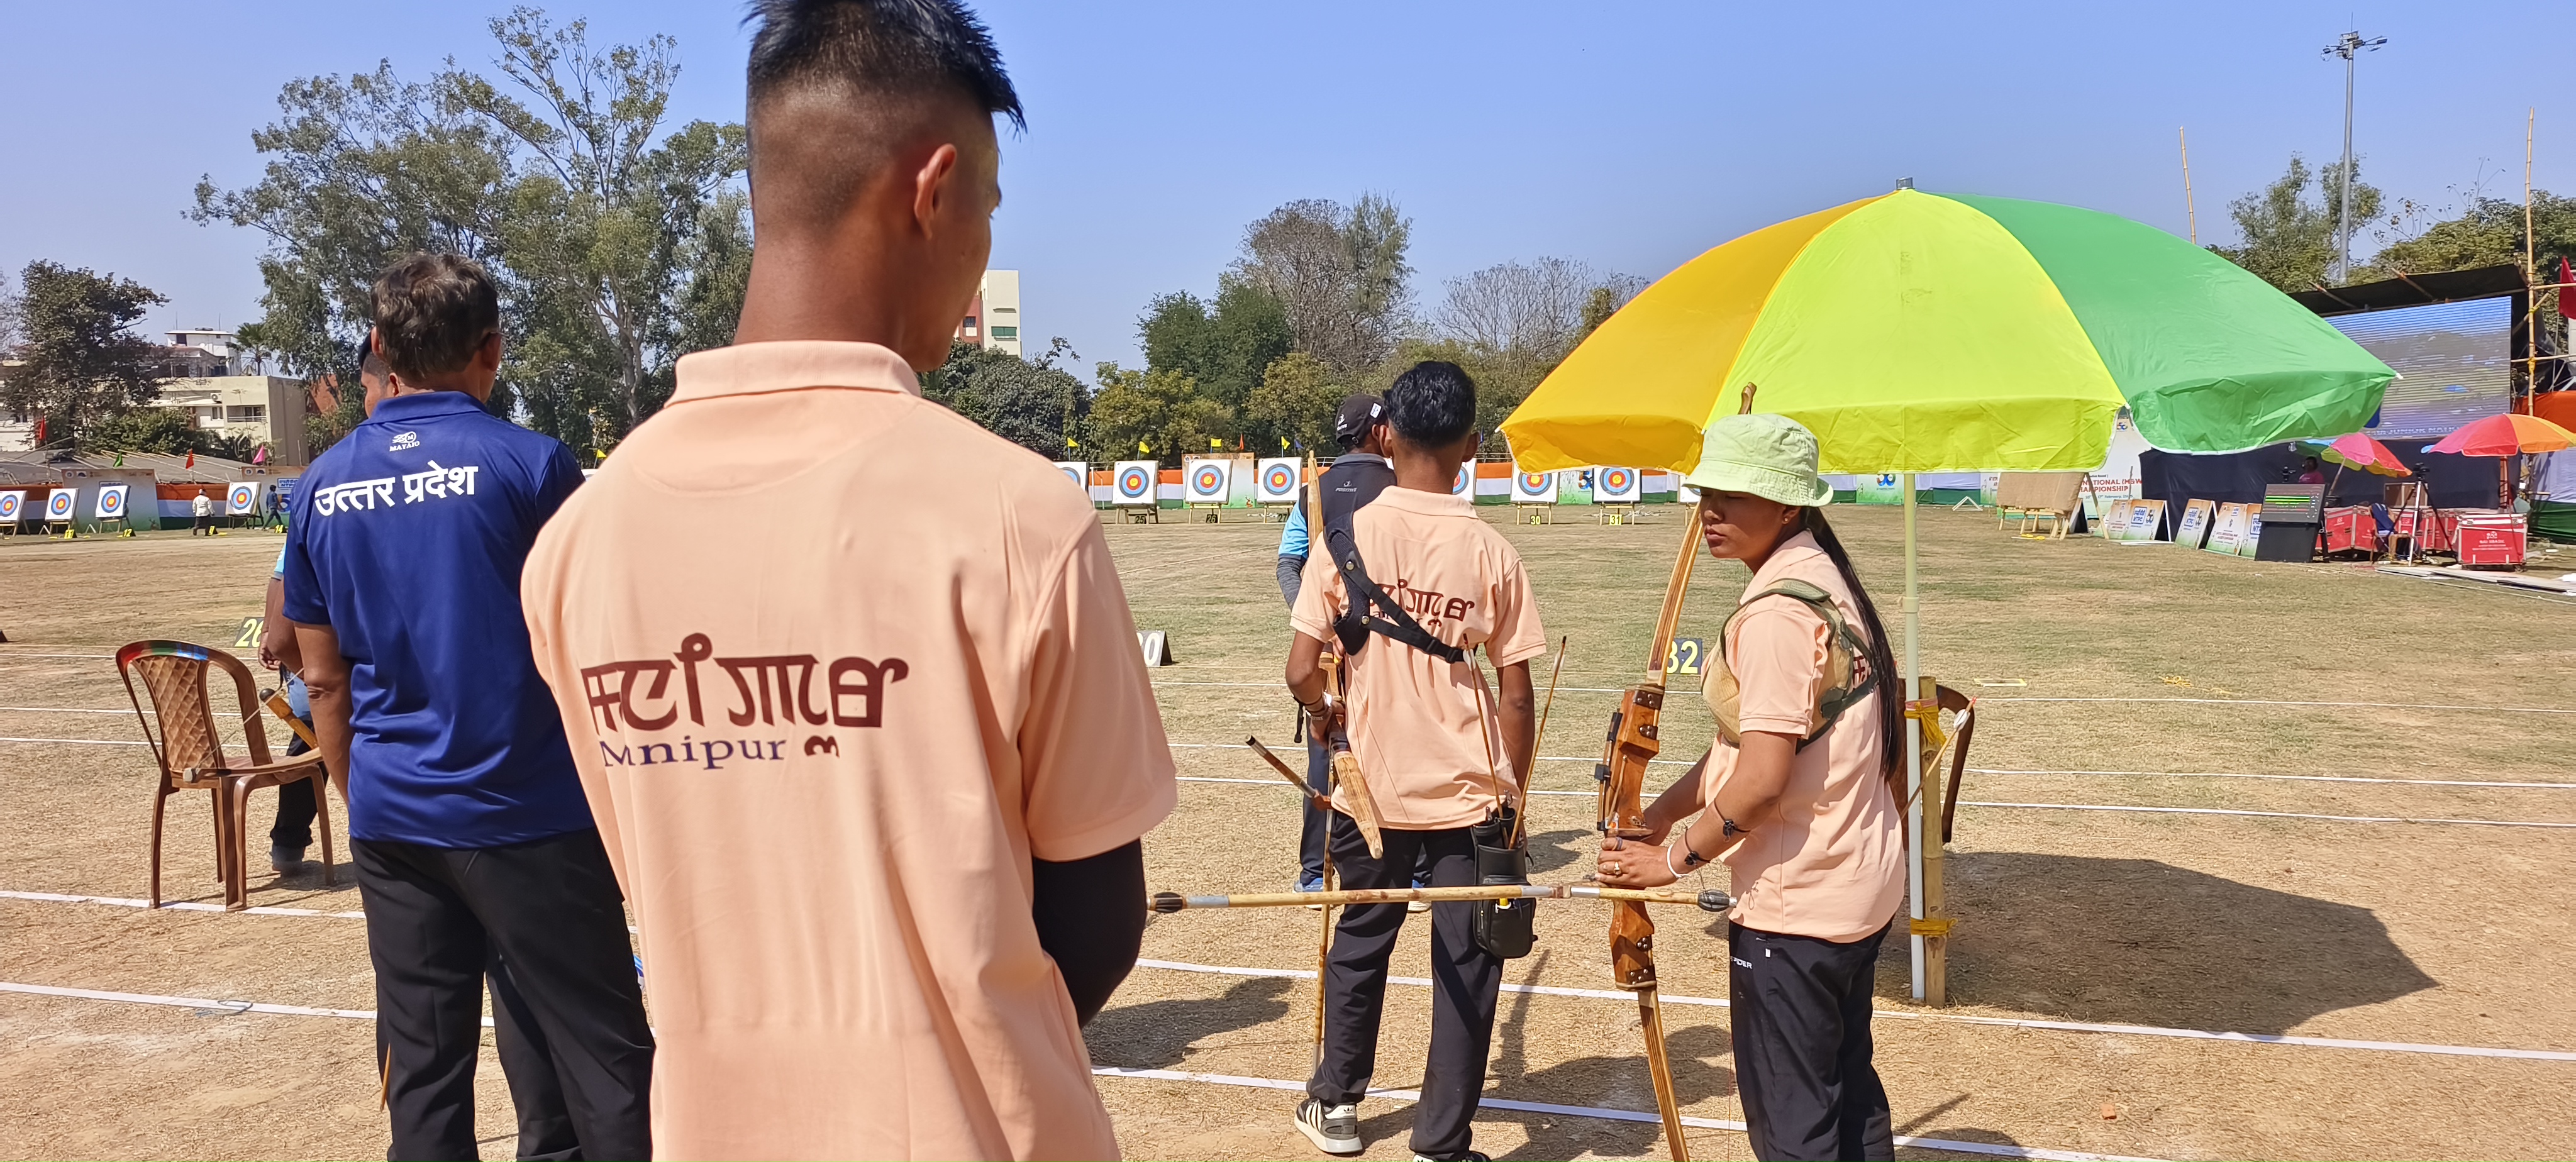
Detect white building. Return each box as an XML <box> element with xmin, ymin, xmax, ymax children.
<box><xmin>953</xmin><ymin>270</ymin><xmax>1023</xmax><ymax>357</ymax></box>
<box><xmin>155</xmin><ymin>375</ymin><xmax>311</xmax><ymax>465</ymax></box>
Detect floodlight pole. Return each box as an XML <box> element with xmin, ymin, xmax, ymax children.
<box><xmin>2323</xmin><ymin>30</ymin><xmax>2387</xmax><ymax>284</ymax></box>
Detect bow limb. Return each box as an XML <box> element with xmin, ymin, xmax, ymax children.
<box><xmin>1597</xmin><ymin>517</ymin><xmax>1702</xmax><ymax>1162</ymax></box>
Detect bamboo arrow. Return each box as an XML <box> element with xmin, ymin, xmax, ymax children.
<box><xmin>1151</xmin><ymin>883</ymin><xmax>1733</xmax><ymax>914</ymax></box>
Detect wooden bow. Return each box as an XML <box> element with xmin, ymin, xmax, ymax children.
<box><xmin>1593</xmin><ymin>516</ymin><xmax>1701</xmax><ymax>1162</ymax></box>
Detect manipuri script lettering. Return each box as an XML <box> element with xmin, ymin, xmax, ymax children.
<box><xmin>310</xmin><ymin>462</ymin><xmax>481</xmax><ymax>516</ymax></box>
<box><xmin>582</xmin><ymin>633</ymin><xmax>907</xmax><ymax>736</ymax></box>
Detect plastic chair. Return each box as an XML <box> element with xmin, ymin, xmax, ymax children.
<box><xmin>114</xmin><ymin>640</ymin><xmax>335</xmax><ymax>910</ymax></box>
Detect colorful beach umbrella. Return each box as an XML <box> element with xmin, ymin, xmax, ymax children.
<box><xmin>1502</xmin><ymin>188</ymin><xmax>2394</xmax><ymax>475</ymax></box>
<box><xmin>2426</xmin><ymin>412</ymin><xmax>2576</xmax><ymax>457</ymax></box>
<box><xmin>2308</xmin><ymin>433</ymin><xmax>2411</xmax><ymax>477</ymax></box>
<box><xmin>1502</xmin><ymin>188</ymin><xmax>2394</xmax><ymax>1004</ymax></box>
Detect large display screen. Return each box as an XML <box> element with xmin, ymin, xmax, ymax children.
<box><xmin>2326</xmin><ymin>295</ymin><xmax>2512</xmax><ymax>440</ymax></box>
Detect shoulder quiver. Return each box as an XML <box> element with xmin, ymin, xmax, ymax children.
<box><xmin>1706</xmin><ymin>579</ymin><xmax>1878</xmax><ymax>749</ymax></box>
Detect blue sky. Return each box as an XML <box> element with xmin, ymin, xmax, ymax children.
<box><xmin>1</xmin><ymin>1</ymin><xmax>2565</xmax><ymax>374</ymax></box>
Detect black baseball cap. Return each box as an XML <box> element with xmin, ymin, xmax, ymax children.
<box><xmin>1333</xmin><ymin>394</ymin><xmax>1387</xmax><ymax>448</ymax></box>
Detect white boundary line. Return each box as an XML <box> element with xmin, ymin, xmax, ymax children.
<box><xmin>0</xmin><ymin>736</ymin><xmax>146</xmax><ymax>746</ymax></box>
<box><xmin>14</xmin><ymin>890</ymin><xmax>2566</xmax><ymax>1065</ymax></box>
<box><xmin>1129</xmin><ymin>960</ymin><xmax>2576</xmax><ymax>1063</ymax></box>
<box><xmin>1964</xmin><ymin>767</ymin><xmax>2576</xmax><ymax>790</ymax></box>
<box><xmin>0</xmin><ymin>977</ymin><xmax>2158</xmax><ymax>1162</ymax></box>
<box><xmin>1169</xmin><ymin>775</ymin><xmax>2576</xmax><ymax>829</ymax></box>
<box><xmin>1089</xmin><ymin>1066</ymin><xmax>2169</xmax><ymax>1162</ymax></box>
<box><xmin>0</xmin><ymin>652</ymin><xmax>116</xmax><ymax>660</ymax></box>
<box><xmin>1146</xmin><ymin>680</ymin><xmax>2576</xmax><ymax>716</ymax></box>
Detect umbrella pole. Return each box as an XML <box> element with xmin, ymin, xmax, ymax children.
<box><xmin>1902</xmin><ymin>473</ymin><xmax>1927</xmax><ymax>1001</ymax></box>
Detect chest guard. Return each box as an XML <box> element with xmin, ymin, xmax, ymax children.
<box><xmin>1706</xmin><ymin>579</ymin><xmax>1879</xmax><ymax>749</ymax></box>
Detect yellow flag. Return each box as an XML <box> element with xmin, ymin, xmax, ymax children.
<box><xmin>1279</xmin><ymin>436</ymin><xmax>1290</xmax><ymax>451</ymax></box>
<box><xmin>1138</xmin><ymin>440</ymin><xmax>1150</xmax><ymax>454</ymax></box>
<box><xmin>1065</xmin><ymin>436</ymin><xmax>1078</xmax><ymax>449</ymax></box>
<box><xmin>1209</xmin><ymin>437</ymin><xmax>1223</xmax><ymax>450</ymax></box>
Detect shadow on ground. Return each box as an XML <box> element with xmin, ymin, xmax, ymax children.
<box><xmin>1894</xmin><ymin>851</ymin><xmax>2437</xmax><ymax>1034</ymax></box>
<box><xmin>1085</xmin><ymin>976</ymin><xmax>1294</xmax><ymax>1070</ymax></box>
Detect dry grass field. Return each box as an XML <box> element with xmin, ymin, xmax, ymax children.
<box><xmin>3</xmin><ymin>503</ymin><xmax>2573</xmax><ymax>1160</ymax></box>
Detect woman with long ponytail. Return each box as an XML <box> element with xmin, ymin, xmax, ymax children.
<box><xmin>1594</xmin><ymin>413</ymin><xmax>1905</xmax><ymax>1162</ymax></box>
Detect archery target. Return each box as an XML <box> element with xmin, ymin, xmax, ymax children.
<box><xmin>0</xmin><ymin>492</ymin><xmax>19</xmax><ymax>521</ymax></box>
<box><xmin>94</xmin><ymin>484</ymin><xmax>128</xmax><ymax>519</ymax></box>
<box><xmin>1052</xmin><ymin>460</ymin><xmax>1087</xmax><ymax>490</ymax></box>
<box><xmin>1596</xmin><ymin>467</ymin><xmax>1641</xmax><ymax>503</ymax></box>
<box><xmin>1512</xmin><ymin>469</ymin><xmax>1557</xmax><ymax>504</ymax></box>
<box><xmin>1184</xmin><ymin>457</ymin><xmax>1230</xmax><ymax>504</ymax></box>
<box><xmin>1111</xmin><ymin>460</ymin><xmax>1157</xmax><ymax>506</ymax></box>
<box><xmin>226</xmin><ymin>482</ymin><xmax>258</xmax><ymax>515</ymax></box>
<box><xmin>1255</xmin><ymin>457</ymin><xmax>1299</xmax><ymax>504</ymax></box>
<box><xmin>46</xmin><ymin>488</ymin><xmax>77</xmax><ymax>521</ymax></box>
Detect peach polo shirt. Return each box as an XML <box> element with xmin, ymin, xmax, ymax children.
<box><xmin>1290</xmin><ymin>486</ymin><xmax>1546</xmax><ymax>829</ymax></box>
<box><xmin>1701</xmin><ymin>531</ymin><xmax>1904</xmax><ymax>943</ymax></box>
<box><xmin>521</xmin><ymin>341</ymin><xmax>1176</xmax><ymax>1161</ymax></box>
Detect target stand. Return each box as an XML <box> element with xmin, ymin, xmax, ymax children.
<box><xmin>1596</xmin><ymin>504</ymin><xmax>1641</xmax><ymax>526</ymax></box>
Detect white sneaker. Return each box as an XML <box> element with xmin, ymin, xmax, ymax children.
<box><xmin>1295</xmin><ymin>1097</ymin><xmax>1362</xmax><ymax>1154</ymax></box>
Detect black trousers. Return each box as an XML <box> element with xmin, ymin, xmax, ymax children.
<box><xmin>1308</xmin><ymin>817</ymin><xmax>1501</xmax><ymax>1159</ymax></box>
<box><xmin>353</xmin><ymin>828</ymin><xmax>653</xmax><ymax>1161</ymax></box>
<box><xmin>270</xmin><ymin>729</ymin><xmax>316</xmax><ymax>850</ymax></box>
<box><xmin>193</xmin><ymin>514</ymin><xmax>213</xmax><ymax>534</ymax></box>
<box><xmin>1729</xmin><ymin>922</ymin><xmax>1894</xmax><ymax>1162</ymax></box>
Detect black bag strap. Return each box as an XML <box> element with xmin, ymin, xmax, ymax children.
<box><xmin>1324</xmin><ymin>523</ymin><xmax>1470</xmax><ymax>665</ymax></box>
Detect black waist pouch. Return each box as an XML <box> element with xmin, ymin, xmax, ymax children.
<box><xmin>1469</xmin><ymin>808</ymin><xmax>1535</xmax><ymax>960</ymax></box>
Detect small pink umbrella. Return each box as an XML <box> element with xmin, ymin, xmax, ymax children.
<box><xmin>2318</xmin><ymin>433</ymin><xmax>2410</xmax><ymax>477</ymax></box>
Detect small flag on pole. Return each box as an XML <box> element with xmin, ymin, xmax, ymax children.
<box><xmin>184</xmin><ymin>450</ymin><xmax>196</xmax><ymax>469</ymax></box>
<box><xmin>1138</xmin><ymin>440</ymin><xmax>1150</xmax><ymax>455</ymax></box>
<box><xmin>1065</xmin><ymin>436</ymin><xmax>1079</xmax><ymax>449</ymax></box>
<box><xmin>1279</xmin><ymin>436</ymin><xmax>1291</xmax><ymax>451</ymax></box>
<box><xmin>1209</xmin><ymin>437</ymin><xmax>1222</xmax><ymax>450</ymax></box>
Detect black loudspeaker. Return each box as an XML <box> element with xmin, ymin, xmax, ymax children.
<box><xmin>2254</xmin><ymin>521</ymin><xmax>2317</xmax><ymax>562</ymax></box>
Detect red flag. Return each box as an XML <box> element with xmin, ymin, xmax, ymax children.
<box><xmin>184</xmin><ymin>450</ymin><xmax>195</xmax><ymax>469</ymax></box>
<box><xmin>32</xmin><ymin>418</ymin><xmax>45</xmax><ymax>446</ymax></box>
<box><xmin>2558</xmin><ymin>257</ymin><xmax>2573</xmax><ymax>320</ymax></box>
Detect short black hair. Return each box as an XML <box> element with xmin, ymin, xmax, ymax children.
<box><xmin>1385</xmin><ymin>361</ymin><xmax>1478</xmax><ymax>447</ymax></box>
<box><xmin>370</xmin><ymin>253</ymin><xmax>498</xmax><ymax>382</ymax></box>
<box><xmin>745</xmin><ymin>0</ymin><xmax>1023</xmax><ymax>128</ymax></box>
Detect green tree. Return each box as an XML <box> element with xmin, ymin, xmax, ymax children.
<box><xmin>1138</xmin><ymin>280</ymin><xmax>1292</xmax><ymax>441</ymax></box>
<box><xmin>86</xmin><ymin>407</ymin><xmax>205</xmax><ymax>455</ymax></box>
<box><xmin>3</xmin><ymin>261</ymin><xmax>169</xmax><ymax>450</ymax></box>
<box><xmin>193</xmin><ymin>6</ymin><xmax>749</xmax><ymax>451</ymax></box>
<box><xmin>1087</xmin><ymin>363</ymin><xmax>1226</xmax><ymax>465</ymax></box>
<box><xmin>923</xmin><ymin>340</ymin><xmax>1087</xmax><ymax>458</ymax></box>
<box><xmin>2369</xmin><ymin>191</ymin><xmax>2576</xmax><ymax>322</ymax></box>
<box><xmin>1244</xmin><ymin>351</ymin><xmax>1348</xmax><ymax>453</ymax></box>
<box><xmin>2211</xmin><ymin>155</ymin><xmax>2382</xmax><ymax>291</ymax></box>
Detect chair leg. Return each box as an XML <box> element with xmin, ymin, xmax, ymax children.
<box><xmin>211</xmin><ymin>791</ymin><xmax>229</xmax><ymax>885</ymax></box>
<box><xmin>227</xmin><ymin>780</ymin><xmax>253</xmax><ymax>911</ymax></box>
<box><xmin>150</xmin><ymin>785</ymin><xmax>169</xmax><ymax>909</ymax></box>
<box><xmin>310</xmin><ymin>770</ymin><xmax>336</xmax><ymax>887</ymax></box>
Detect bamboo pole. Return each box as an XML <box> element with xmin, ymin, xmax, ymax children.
<box><xmin>1903</xmin><ymin>472</ymin><xmax>1928</xmax><ymax>1000</ymax></box>
<box><xmin>1151</xmin><ymin>883</ymin><xmax>1731</xmax><ymax>914</ymax></box>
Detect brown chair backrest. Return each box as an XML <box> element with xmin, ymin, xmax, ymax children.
<box><xmin>116</xmin><ymin>641</ymin><xmax>274</xmax><ymax>779</ymax></box>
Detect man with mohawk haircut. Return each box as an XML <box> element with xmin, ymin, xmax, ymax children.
<box><xmin>520</xmin><ymin>1</ymin><xmax>1175</xmax><ymax>1158</ymax></box>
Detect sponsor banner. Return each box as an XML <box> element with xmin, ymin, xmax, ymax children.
<box><xmin>2174</xmin><ymin>499</ymin><xmax>2215</xmax><ymax>549</ymax></box>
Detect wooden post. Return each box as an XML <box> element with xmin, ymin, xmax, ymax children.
<box><xmin>1917</xmin><ymin>675</ymin><xmax>1951</xmax><ymax>1006</ymax></box>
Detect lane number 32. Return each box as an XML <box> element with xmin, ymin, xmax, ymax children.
<box><xmin>1665</xmin><ymin>637</ymin><xmax>1705</xmax><ymax>677</ymax></box>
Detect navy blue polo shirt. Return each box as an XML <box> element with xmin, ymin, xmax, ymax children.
<box><xmin>280</xmin><ymin>392</ymin><xmax>591</xmax><ymax>848</ymax></box>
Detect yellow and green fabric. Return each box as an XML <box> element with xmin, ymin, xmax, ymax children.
<box><xmin>1503</xmin><ymin>189</ymin><xmax>2395</xmax><ymax>474</ymax></box>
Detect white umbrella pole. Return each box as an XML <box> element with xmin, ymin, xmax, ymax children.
<box><xmin>1901</xmin><ymin>473</ymin><xmax>1926</xmax><ymax>1000</ymax></box>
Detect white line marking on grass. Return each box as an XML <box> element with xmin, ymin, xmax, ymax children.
<box><xmin>1967</xmin><ymin>768</ymin><xmax>2576</xmax><ymax>790</ymax></box>
<box><xmin>0</xmin><ymin>653</ymin><xmax>116</xmax><ymax>660</ymax></box>
<box><xmin>1129</xmin><ymin>960</ymin><xmax>2576</xmax><ymax>1063</ymax></box>
<box><xmin>1151</xmin><ymin>680</ymin><xmax>2576</xmax><ymax>716</ymax></box>
<box><xmin>1173</xmin><ymin>774</ymin><xmax>2576</xmax><ymax>827</ymax></box>
<box><xmin>13</xmin><ymin>893</ymin><xmax>2568</xmax><ymax>1066</ymax></box>
<box><xmin>0</xmin><ymin>973</ymin><xmax>2162</xmax><ymax>1162</ymax></box>
<box><xmin>1091</xmin><ymin>1066</ymin><xmax>2172</xmax><ymax>1162</ymax></box>
<box><xmin>1954</xmin><ymin>801</ymin><xmax>2576</xmax><ymax>829</ymax></box>
<box><xmin>0</xmin><ymin>736</ymin><xmax>146</xmax><ymax>746</ymax></box>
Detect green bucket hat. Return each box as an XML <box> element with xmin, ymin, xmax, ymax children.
<box><xmin>1683</xmin><ymin>413</ymin><xmax>1833</xmax><ymax>507</ymax></box>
